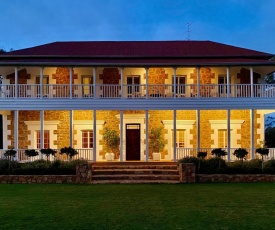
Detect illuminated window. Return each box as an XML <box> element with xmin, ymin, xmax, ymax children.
<box><xmin>36</xmin><ymin>75</ymin><xmax>49</xmax><ymax>95</ymax></box>
<box><xmin>172</xmin><ymin>76</ymin><xmax>186</xmax><ymax>95</ymax></box>
<box><xmin>127</xmin><ymin>76</ymin><xmax>140</xmax><ymax>95</ymax></box>
<box><xmin>36</xmin><ymin>130</ymin><xmax>50</xmax><ymax>148</ymax></box>
<box><xmin>218</xmin><ymin>129</ymin><xmax>227</xmax><ymax>148</ymax></box>
<box><xmin>82</xmin><ymin>75</ymin><xmax>93</xmax><ymax>96</ymax></box>
<box><xmin>82</xmin><ymin>130</ymin><xmax>93</xmax><ymax>148</ymax></box>
<box><xmin>172</xmin><ymin>129</ymin><xmax>185</xmax><ymax>148</ymax></box>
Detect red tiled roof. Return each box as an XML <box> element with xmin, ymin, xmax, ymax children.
<box><xmin>4</xmin><ymin>41</ymin><xmax>273</xmax><ymax>58</ymax></box>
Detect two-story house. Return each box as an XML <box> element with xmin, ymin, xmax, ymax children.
<box><xmin>0</xmin><ymin>41</ymin><xmax>274</xmax><ymax>162</ymax></box>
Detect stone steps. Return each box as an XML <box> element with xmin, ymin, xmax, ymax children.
<box><xmin>91</xmin><ymin>163</ymin><xmax>180</xmax><ymax>184</ymax></box>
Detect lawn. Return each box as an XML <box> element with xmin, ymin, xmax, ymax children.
<box><xmin>0</xmin><ymin>183</ymin><xmax>274</xmax><ymax>230</ymax></box>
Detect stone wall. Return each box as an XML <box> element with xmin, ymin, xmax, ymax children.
<box><xmin>196</xmin><ymin>174</ymin><xmax>275</xmax><ymax>183</ymax></box>
<box><xmin>179</xmin><ymin>163</ymin><xmax>275</xmax><ymax>183</ymax></box>
<box><xmin>0</xmin><ymin>164</ymin><xmax>91</xmax><ymax>184</ymax></box>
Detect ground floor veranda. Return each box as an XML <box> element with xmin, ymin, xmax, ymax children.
<box><xmin>0</xmin><ymin>109</ymin><xmax>274</xmax><ymax>162</ymax></box>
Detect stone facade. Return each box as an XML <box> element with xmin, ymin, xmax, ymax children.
<box><xmin>4</xmin><ymin>66</ymin><xmax>262</xmax><ymax>160</ymax></box>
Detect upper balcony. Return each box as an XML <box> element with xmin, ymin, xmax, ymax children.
<box><xmin>1</xmin><ymin>83</ymin><xmax>275</xmax><ymax>99</ymax></box>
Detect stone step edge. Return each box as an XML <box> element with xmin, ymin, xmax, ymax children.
<box><xmin>92</xmin><ymin>168</ymin><xmax>179</xmax><ymax>172</ymax></box>
<box><xmin>92</xmin><ymin>180</ymin><xmax>180</xmax><ymax>184</ymax></box>
<box><xmin>92</xmin><ymin>174</ymin><xmax>180</xmax><ymax>180</ymax></box>
<box><xmin>92</xmin><ymin>166</ymin><xmax>178</xmax><ymax>169</ymax></box>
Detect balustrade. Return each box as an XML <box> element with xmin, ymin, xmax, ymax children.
<box><xmin>0</xmin><ymin>84</ymin><xmax>274</xmax><ymax>99</ymax></box>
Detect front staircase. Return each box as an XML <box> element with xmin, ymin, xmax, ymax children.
<box><xmin>91</xmin><ymin>162</ymin><xmax>180</xmax><ymax>184</ymax></box>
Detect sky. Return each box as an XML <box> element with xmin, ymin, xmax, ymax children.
<box><xmin>1</xmin><ymin>0</ymin><xmax>275</xmax><ymax>54</ymax></box>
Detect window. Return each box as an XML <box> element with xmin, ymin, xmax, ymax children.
<box><xmin>127</xmin><ymin>76</ymin><xmax>140</xmax><ymax>95</ymax></box>
<box><xmin>36</xmin><ymin>75</ymin><xmax>49</xmax><ymax>95</ymax></box>
<box><xmin>82</xmin><ymin>75</ymin><xmax>93</xmax><ymax>96</ymax></box>
<box><xmin>172</xmin><ymin>129</ymin><xmax>185</xmax><ymax>148</ymax></box>
<box><xmin>173</xmin><ymin>76</ymin><xmax>186</xmax><ymax>95</ymax></box>
<box><xmin>218</xmin><ymin>75</ymin><xmax>227</xmax><ymax>95</ymax></box>
<box><xmin>82</xmin><ymin>130</ymin><xmax>93</xmax><ymax>148</ymax></box>
<box><xmin>218</xmin><ymin>129</ymin><xmax>227</xmax><ymax>148</ymax></box>
<box><xmin>36</xmin><ymin>130</ymin><xmax>50</xmax><ymax>149</ymax></box>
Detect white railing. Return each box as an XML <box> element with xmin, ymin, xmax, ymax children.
<box><xmin>175</xmin><ymin>148</ymin><xmax>275</xmax><ymax>161</ymax></box>
<box><xmin>0</xmin><ymin>148</ymin><xmax>93</xmax><ymax>162</ymax></box>
<box><xmin>1</xmin><ymin>84</ymin><xmax>275</xmax><ymax>99</ymax></box>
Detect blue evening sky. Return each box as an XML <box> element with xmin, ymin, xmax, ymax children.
<box><xmin>1</xmin><ymin>0</ymin><xmax>275</xmax><ymax>54</ymax></box>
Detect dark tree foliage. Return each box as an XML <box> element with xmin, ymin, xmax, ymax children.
<box><xmin>265</xmin><ymin>127</ymin><xmax>275</xmax><ymax>148</ymax></box>
<box><xmin>0</xmin><ymin>49</ymin><xmax>6</xmax><ymax>54</ymax></box>
<box><xmin>264</xmin><ymin>73</ymin><xmax>275</xmax><ymax>84</ymax></box>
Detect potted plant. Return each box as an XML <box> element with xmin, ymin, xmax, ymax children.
<box><xmin>233</xmin><ymin>148</ymin><xmax>248</xmax><ymax>162</ymax></box>
<box><xmin>149</xmin><ymin>127</ymin><xmax>165</xmax><ymax>161</ymax></box>
<box><xmin>25</xmin><ymin>149</ymin><xmax>39</xmax><ymax>158</ymax></box>
<box><xmin>60</xmin><ymin>147</ymin><xmax>78</xmax><ymax>161</ymax></box>
<box><xmin>4</xmin><ymin>149</ymin><xmax>17</xmax><ymax>171</ymax></box>
<box><xmin>256</xmin><ymin>147</ymin><xmax>269</xmax><ymax>171</ymax></box>
<box><xmin>40</xmin><ymin>148</ymin><xmax>57</xmax><ymax>161</ymax></box>
<box><xmin>102</xmin><ymin>127</ymin><xmax>120</xmax><ymax>161</ymax></box>
<box><xmin>211</xmin><ymin>148</ymin><xmax>227</xmax><ymax>169</ymax></box>
<box><xmin>4</xmin><ymin>149</ymin><xmax>17</xmax><ymax>160</ymax></box>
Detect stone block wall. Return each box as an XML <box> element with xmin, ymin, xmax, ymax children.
<box><xmin>0</xmin><ymin>164</ymin><xmax>91</xmax><ymax>184</ymax></box>
<box><xmin>179</xmin><ymin>163</ymin><xmax>275</xmax><ymax>183</ymax></box>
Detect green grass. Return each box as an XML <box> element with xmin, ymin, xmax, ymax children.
<box><xmin>0</xmin><ymin>183</ymin><xmax>274</xmax><ymax>230</ymax></box>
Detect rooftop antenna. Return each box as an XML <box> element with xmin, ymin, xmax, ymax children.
<box><xmin>186</xmin><ymin>22</ymin><xmax>192</xmax><ymax>41</ymax></box>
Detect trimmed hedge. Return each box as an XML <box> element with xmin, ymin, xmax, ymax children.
<box><xmin>0</xmin><ymin>159</ymin><xmax>88</xmax><ymax>175</ymax></box>
<box><xmin>178</xmin><ymin>157</ymin><xmax>275</xmax><ymax>174</ymax></box>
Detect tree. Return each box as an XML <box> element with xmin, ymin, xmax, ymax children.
<box><xmin>211</xmin><ymin>148</ymin><xmax>227</xmax><ymax>169</ymax></box>
<box><xmin>233</xmin><ymin>148</ymin><xmax>248</xmax><ymax>162</ymax></box>
<box><xmin>60</xmin><ymin>147</ymin><xmax>78</xmax><ymax>161</ymax></box>
<box><xmin>265</xmin><ymin>127</ymin><xmax>275</xmax><ymax>148</ymax></box>
<box><xmin>0</xmin><ymin>49</ymin><xmax>6</xmax><ymax>54</ymax></box>
<box><xmin>264</xmin><ymin>72</ymin><xmax>275</xmax><ymax>84</ymax></box>
<box><xmin>40</xmin><ymin>148</ymin><xmax>57</xmax><ymax>161</ymax></box>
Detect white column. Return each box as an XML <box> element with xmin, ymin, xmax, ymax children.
<box><xmin>93</xmin><ymin>68</ymin><xmax>97</xmax><ymax>99</ymax></box>
<box><xmin>40</xmin><ymin>67</ymin><xmax>43</xmax><ymax>99</ymax></box>
<box><xmin>173</xmin><ymin>67</ymin><xmax>177</xmax><ymax>98</ymax></box>
<box><xmin>173</xmin><ymin>110</ymin><xmax>177</xmax><ymax>161</ymax></box>
<box><xmin>69</xmin><ymin>67</ymin><xmax>73</xmax><ymax>99</ymax></box>
<box><xmin>40</xmin><ymin>110</ymin><xmax>44</xmax><ymax>159</ymax></box>
<box><xmin>250</xmin><ymin>67</ymin><xmax>254</xmax><ymax>98</ymax></box>
<box><xmin>226</xmin><ymin>67</ymin><xmax>230</xmax><ymax>98</ymax></box>
<box><xmin>93</xmin><ymin>110</ymin><xmax>97</xmax><ymax>162</ymax></box>
<box><xmin>227</xmin><ymin>109</ymin><xmax>231</xmax><ymax>161</ymax></box>
<box><xmin>145</xmin><ymin>110</ymin><xmax>149</xmax><ymax>162</ymax></box>
<box><xmin>145</xmin><ymin>68</ymin><xmax>149</xmax><ymax>99</ymax></box>
<box><xmin>14</xmin><ymin>67</ymin><xmax>18</xmax><ymax>99</ymax></box>
<box><xmin>70</xmin><ymin>110</ymin><xmax>73</xmax><ymax>147</ymax></box>
<box><xmin>120</xmin><ymin>110</ymin><xmax>123</xmax><ymax>162</ymax></box>
<box><xmin>120</xmin><ymin>68</ymin><xmax>124</xmax><ymax>99</ymax></box>
<box><xmin>197</xmin><ymin>110</ymin><xmax>200</xmax><ymax>151</ymax></box>
<box><xmin>197</xmin><ymin>67</ymin><xmax>200</xmax><ymax>97</ymax></box>
<box><xmin>251</xmin><ymin>109</ymin><xmax>255</xmax><ymax>159</ymax></box>
<box><xmin>14</xmin><ymin>110</ymin><xmax>18</xmax><ymax>158</ymax></box>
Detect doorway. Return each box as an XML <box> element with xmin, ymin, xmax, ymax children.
<box><xmin>126</xmin><ymin>124</ymin><xmax>140</xmax><ymax>160</ymax></box>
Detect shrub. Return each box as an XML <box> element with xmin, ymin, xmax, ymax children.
<box><xmin>211</xmin><ymin>148</ymin><xmax>227</xmax><ymax>158</ymax></box>
<box><xmin>60</xmin><ymin>147</ymin><xmax>78</xmax><ymax>160</ymax></box>
<box><xmin>40</xmin><ymin>148</ymin><xmax>57</xmax><ymax>161</ymax></box>
<box><xmin>264</xmin><ymin>159</ymin><xmax>275</xmax><ymax>174</ymax></box>
<box><xmin>201</xmin><ymin>158</ymin><xmax>227</xmax><ymax>174</ymax></box>
<box><xmin>25</xmin><ymin>149</ymin><xmax>39</xmax><ymax>157</ymax></box>
<box><xmin>233</xmin><ymin>148</ymin><xmax>248</xmax><ymax>161</ymax></box>
<box><xmin>4</xmin><ymin>149</ymin><xmax>17</xmax><ymax>160</ymax></box>
<box><xmin>197</xmin><ymin>151</ymin><xmax>207</xmax><ymax>159</ymax></box>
